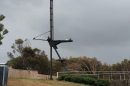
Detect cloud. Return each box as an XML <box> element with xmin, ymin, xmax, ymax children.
<box><xmin>0</xmin><ymin>0</ymin><xmax>130</xmax><ymax>64</ymax></box>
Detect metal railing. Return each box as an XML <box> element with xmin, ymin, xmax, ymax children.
<box><xmin>57</xmin><ymin>71</ymin><xmax>130</xmax><ymax>80</ymax></box>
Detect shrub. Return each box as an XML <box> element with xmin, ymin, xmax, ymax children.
<box><xmin>71</xmin><ymin>75</ymin><xmax>85</xmax><ymax>83</ymax></box>
<box><xmin>58</xmin><ymin>74</ymin><xmax>110</xmax><ymax>86</ymax></box>
<box><xmin>84</xmin><ymin>77</ymin><xmax>96</xmax><ymax>85</ymax></box>
<box><xmin>81</xmin><ymin>75</ymin><xmax>98</xmax><ymax>79</ymax></box>
<box><xmin>64</xmin><ymin>75</ymin><xmax>72</xmax><ymax>81</ymax></box>
<box><xmin>95</xmin><ymin>79</ymin><xmax>110</xmax><ymax>86</ymax></box>
<box><xmin>57</xmin><ymin>75</ymin><xmax>66</xmax><ymax>80</ymax></box>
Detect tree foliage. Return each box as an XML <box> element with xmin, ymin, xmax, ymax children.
<box><xmin>66</xmin><ymin>56</ymin><xmax>102</xmax><ymax>73</ymax></box>
<box><xmin>7</xmin><ymin>39</ymin><xmax>49</xmax><ymax>74</ymax></box>
<box><xmin>7</xmin><ymin>39</ymin><xmax>130</xmax><ymax>75</ymax></box>
<box><xmin>59</xmin><ymin>57</ymin><xmax>130</xmax><ymax>72</ymax></box>
<box><xmin>0</xmin><ymin>14</ymin><xmax>8</xmax><ymax>45</ymax></box>
<box><xmin>52</xmin><ymin>59</ymin><xmax>63</xmax><ymax>74</ymax></box>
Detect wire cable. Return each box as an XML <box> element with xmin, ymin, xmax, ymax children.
<box><xmin>33</xmin><ymin>31</ymin><xmax>50</xmax><ymax>39</ymax></box>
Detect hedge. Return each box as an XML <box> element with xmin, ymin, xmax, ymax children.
<box><xmin>58</xmin><ymin>75</ymin><xmax>110</xmax><ymax>86</ymax></box>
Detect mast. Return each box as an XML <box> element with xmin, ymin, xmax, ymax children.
<box><xmin>50</xmin><ymin>0</ymin><xmax>53</xmax><ymax>80</ymax></box>
<box><xmin>33</xmin><ymin>0</ymin><xmax>73</xmax><ymax>80</ymax></box>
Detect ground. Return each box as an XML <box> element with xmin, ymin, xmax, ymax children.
<box><xmin>8</xmin><ymin>78</ymin><xmax>88</xmax><ymax>86</ymax></box>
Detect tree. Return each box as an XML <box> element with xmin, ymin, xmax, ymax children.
<box><xmin>121</xmin><ymin>59</ymin><xmax>129</xmax><ymax>71</ymax></box>
<box><xmin>52</xmin><ymin>59</ymin><xmax>63</xmax><ymax>74</ymax></box>
<box><xmin>111</xmin><ymin>59</ymin><xmax>130</xmax><ymax>71</ymax></box>
<box><xmin>66</xmin><ymin>56</ymin><xmax>102</xmax><ymax>73</ymax></box>
<box><xmin>101</xmin><ymin>63</ymin><xmax>111</xmax><ymax>71</ymax></box>
<box><xmin>7</xmin><ymin>39</ymin><xmax>49</xmax><ymax>74</ymax></box>
<box><xmin>10</xmin><ymin>39</ymin><xmax>24</xmax><ymax>57</ymax></box>
<box><xmin>67</xmin><ymin>57</ymin><xmax>82</xmax><ymax>71</ymax></box>
<box><xmin>0</xmin><ymin>14</ymin><xmax>8</xmax><ymax>45</ymax></box>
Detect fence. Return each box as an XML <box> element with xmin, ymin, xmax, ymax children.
<box><xmin>57</xmin><ymin>71</ymin><xmax>130</xmax><ymax>86</ymax></box>
<box><xmin>57</xmin><ymin>71</ymin><xmax>130</xmax><ymax>80</ymax></box>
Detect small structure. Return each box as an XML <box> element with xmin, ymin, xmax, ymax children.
<box><xmin>0</xmin><ymin>64</ymin><xmax>8</xmax><ymax>86</ymax></box>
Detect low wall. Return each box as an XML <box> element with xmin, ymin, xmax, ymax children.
<box><xmin>8</xmin><ymin>68</ymin><xmax>49</xmax><ymax>80</ymax></box>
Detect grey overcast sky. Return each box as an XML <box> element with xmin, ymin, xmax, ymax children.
<box><xmin>0</xmin><ymin>0</ymin><xmax>130</xmax><ymax>64</ymax></box>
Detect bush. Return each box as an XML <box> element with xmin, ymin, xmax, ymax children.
<box><xmin>81</xmin><ymin>75</ymin><xmax>98</xmax><ymax>79</ymax></box>
<box><xmin>57</xmin><ymin>75</ymin><xmax>66</xmax><ymax>80</ymax></box>
<box><xmin>84</xmin><ymin>77</ymin><xmax>96</xmax><ymax>85</ymax></box>
<box><xmin>95</xmin><ymin>79</ymin><xmax>110</xmax><ymax>86</ymax></box>
<box><xmin>58</xmin><ymin>75</ymin><xmax>110</xmax><ymax>86</ymax></box>
<box><xmin>64</xmin><ymin>75</ymin><xmax>72</xmax><ymax>81</ymax></box>
<box><xmin>70</xmin><ymin>75</ymin><xmax>85</xmax><ymax>83</ymax></box>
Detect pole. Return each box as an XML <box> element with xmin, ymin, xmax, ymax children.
<box><xmin>34</xmin><ymin>0</ymin><xmax>72</xmax><ymax>80</ymax></box>
<box><xmin>50</xmin><ymin>0</ymin><xmax>54</xmax><ymax>80</ymax></box>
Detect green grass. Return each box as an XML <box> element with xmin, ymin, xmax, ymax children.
<box><xmin>8</xmin><ymin>78</ymin><xmax>89</xmax><ymax>86</ymax></box>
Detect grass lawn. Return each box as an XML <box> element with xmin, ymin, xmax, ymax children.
<box><xmin>8</xmin><ymin>78</ymin><xmax>88</xmax><ymax>86</ymax></box>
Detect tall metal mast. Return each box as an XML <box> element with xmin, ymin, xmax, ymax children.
<box><xmin>33</xmin><ymin>0</ymin><xmax>73</xmax><ymax>80</ymax></box>
<box><xmin>50</xmin><ymin>0</ymin><xmax>53</xmax><ymax>80</ymax></box>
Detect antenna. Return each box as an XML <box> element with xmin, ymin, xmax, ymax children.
<box><xmin>33</xmin><ymin>0</ymin><xmax>73</xmax><ymax>80</ymax></box>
